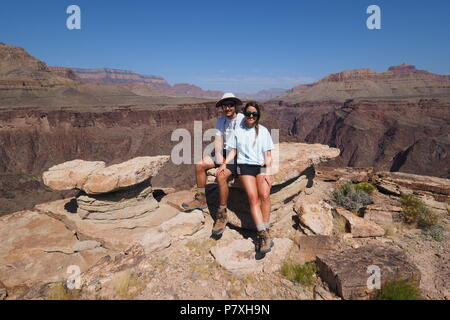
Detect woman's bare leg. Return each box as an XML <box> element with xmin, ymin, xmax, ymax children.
<box><xmin>240</xmin><ymin>175</ymin><xmax>264</xmax><ymax>227</ymax></box>
<box><xmin>256</xmin><ymin>174</ymin><xmax>271</xmax><ymax>224</ymax></box>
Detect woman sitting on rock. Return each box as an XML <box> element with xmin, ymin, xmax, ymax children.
<box><xmin>216</xmin><ymin>101</ymin><xmax>275</xmax><ymax>254</ymax></box>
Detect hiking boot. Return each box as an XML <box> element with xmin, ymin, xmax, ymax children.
<box><xmin>181</xmin><ymin>192</ymin><xmax>207</xmax><ymax>211</ymax></box>
<box><xmin>257</xmin><ymin>229</ymin><xmax>274</xmax><ymax>254</ymax></box>
<box><xmin>212</xmin><ymin>208</ymin><xmax>228</xmax><ymax>236</ymax></box>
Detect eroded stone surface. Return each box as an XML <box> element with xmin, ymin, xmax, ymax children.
<box><xmin>295</xmin><ymin>201</ymin><xmax>334</xmax><ymax>236</ymax></box>
<box><xmin>210</xmin><ymin>238</ymin><xmax>293</xmax><ymax>278</ymax></box>
<box><xmin>0</xmin><ymin>210</ymin><xmax>108</xmax><ymax>288</ymax></box>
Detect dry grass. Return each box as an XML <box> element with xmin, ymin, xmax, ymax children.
<box><xmin>46</xmin><ymin>283</ymin><xmax>81</xmax><ymax>300</ymax></box>
<box><xmin>112</xmin><ymin>270</ymin><xmax>145</xmax><ymax>300</ymax></box>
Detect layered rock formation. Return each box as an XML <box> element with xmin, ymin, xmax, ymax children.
<box><xmin>41</xmin><ymin>156</ymin><xmax>171</xmax><ymax>222</ymax></box>
<box><xmin>68</xmin><ymin>68</ymin><xmax>169</xmax><ymax>87</ymax></box>
<box><xmin>281</xmin><ymin>64</ymin><xmax>450</xmax><ymax>102</ymax></box>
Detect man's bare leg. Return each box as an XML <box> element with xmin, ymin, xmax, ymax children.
<box><xmin>212</xmin><ymin>168</ymin><xmax>232</xmax><ymax>236</ymax></box>
<box><xmin>195</xmin><ymin>156</ymin><xmax>216</xmax><ymax>189</ymax></box>
<box><xmin>182</xmin><ymin>156</ymin><xmax>215</xmax><ymax>211</ymax></box>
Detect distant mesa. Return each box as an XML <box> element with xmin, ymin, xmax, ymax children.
<box><xmin>388</xmin><ymin>63</ymin><xmax>417</xmax><ymax>73</ymax></box>
<box><xmin>279</xmin><ymin>64</ymin><xmax>450</xmax><ymax>102</ymax></box>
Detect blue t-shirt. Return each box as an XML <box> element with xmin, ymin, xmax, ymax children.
<box><xmin>215</xmin><ymin>113</ymin><xmax>245</xmax><ymax>151</ymax></box>
<box><xmin>226</xmin><ymin>123</ymin><xmax>274</xmax><ymax>165</ymax></box>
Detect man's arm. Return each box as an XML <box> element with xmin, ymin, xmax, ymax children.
<box><xmin>214</xmin><ymin>134</ymin><xmax>224</xmax><ymax>164</ymax></box>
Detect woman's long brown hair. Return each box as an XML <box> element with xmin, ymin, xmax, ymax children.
<box><xmin>243</xmin><ymin>101</ymin><xmax>261</xmax><ymax>146</ymax></box>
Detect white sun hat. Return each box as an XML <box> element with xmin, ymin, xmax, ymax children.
<box><xmin>216</xmin><ymin>92</ymin><xmax>243</xmax><ymax>108</ymax></box>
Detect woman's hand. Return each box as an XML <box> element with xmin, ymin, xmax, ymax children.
<box><xmin>263</xmin><ymin>174</ymin><xmax>273</xmax><ymax>187</ymax></box>
<box><xmin>217</xmin><ymin>164</ymin><xmax>227</xmax><ymax>176</ymax></box>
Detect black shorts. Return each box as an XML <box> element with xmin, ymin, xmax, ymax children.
<box><xmin>237</xmin><ymin>164</ymin><xmax>266</xmax><ymax>177</ymax></box>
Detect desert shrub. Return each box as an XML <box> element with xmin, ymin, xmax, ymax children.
<box><xmin>374</xmin><ymin>279</ymin><xmax>423</xmax><ymax>300</ymax></box>
<box><xmin>354</xmin><ymin>182</ymin><xmax>376</xmax><ymax>195</ymax></box>
<box><xmin>423</xmin><ymin>225</ymin><xmax>445</xmax><ymax>242</ymax></box>
<box><xmin>331</xmin><ymin>181</ymin><xmax>372</xmax><ymax>212</ymax></box>
<box><xmin>400</xmin><ymin>194</ymin><xmax>439</xmax><ymax>229</ymax></box>
<box><xmin>46</xmin><ymin>283</ymin><xmax>81</xmax><ymax>300</ymax></box>
<box><xmin>281</xmin><ymin>261</ymin><xmax>318</xmax><ymax>286</ymax></box>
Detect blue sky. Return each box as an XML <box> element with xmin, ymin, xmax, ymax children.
<box><xmin>1</xmin><ymin>0</ymin><xmax>449</xmax><ymax>92</ymax></box>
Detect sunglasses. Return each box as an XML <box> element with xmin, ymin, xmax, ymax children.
<box><xmin>221</xmin><ymin>104</ymin><xmax>236</xmax><ymax>109</ymax></box>
<box><xmin>244</xmin><ymin>112</ymin><xmax>259</xmax><ymax>118</ymax></box>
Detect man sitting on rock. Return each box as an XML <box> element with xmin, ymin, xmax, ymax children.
<box><xmin>182</xmin><ymin>93</ymin><xmax>243</xmax><ymax>235</ymax></box>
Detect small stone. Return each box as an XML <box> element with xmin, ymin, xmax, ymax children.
<box><xmin>335</xmin><ymin>208</ymin><xmax>385</xmax><ymax>238</ymax></box>
<box><xmin>296</xmin><ymin>201</ymin><xmax>334</xmax><ymax>236</ymax></box>
<box><xmin>245</xmin><ymin>284</ymin><xmax>255</xmax><ymax>297</ymax></box>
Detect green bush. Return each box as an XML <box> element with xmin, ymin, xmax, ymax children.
<box><xmin>354</xmin><ymin>182</ymin><xmax>376</xmax><ymax>195</ymax></box>
<box><xmin>374</xmin><ymin>279</ymin><xmax>423</xmax><ymax>300</ymax></box>
<box><xmin>423</xmin><ymin>225</ymin><xmax>445</xmax><ymax>242</ymax></box>
<box><xmin>400</xmin><ymin>194</ymin><xmax>439</xmax><ymax>228</ymax></box>
<box><xmin>331</xmin><ymin>181</ymin><xmax>373</xmax><ymax>212</ymax></box>
<box><xmin>281</xmin><ymin>261</ymin><xmax>318</xmax><ymax>286</ymax></box>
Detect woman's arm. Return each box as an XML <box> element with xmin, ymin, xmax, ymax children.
<box><xmin>262</xmin><ymin>150</ymin><xmax>273</xmax><ymax>186</ymax></box>
<box><xmin>263</xmin><ymin>150</ymin><xmax>272</xmax><ymax>174</ymax></box>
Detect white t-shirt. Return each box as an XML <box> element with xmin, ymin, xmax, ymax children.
<box><xmin>227</xmin><ymin>123</ymin><xmax>274</xmax><ymax>165</ymax></box>
<box><xmin>215</xmin><ymin>113</ymin><xmax>245</xmax><ymax>151</ymax></box>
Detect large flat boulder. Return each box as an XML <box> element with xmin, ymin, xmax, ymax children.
<box><xmin>316</xmin><ymin>244</ymin><xmax>421</xmax><ymax>300</ymax></box>
<box><xmin>43</xmin><ymin>160</ymin><xmax>105</xmax><ymax>191</ymax></box>
<box><xmin>82</xmin><ymin>156</ymin><xmax>170</xmax><ymax>194</ymax></box>
<box><xmin>43</xmin><ymin>156</ymin><xmax>170</xmax><ymax>195</ymax></box>
<box><xmin>272</xmin><ymin>143</ymin><xmax>340</xmax><ymax>185</ymax></box>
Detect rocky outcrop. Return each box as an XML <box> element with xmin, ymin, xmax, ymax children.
<box><xmin>42</xmin><ymin>156</ymin><xmax>169</xmax><ymax>221</ymax></box>
<box><xmin>316</xmin><ymin>244</ymin><xmax>421</xmax><ymax>300</ymax></box>
<box><xmin>373</xmin><ymin>171</ymin><xmax>450</xmax><ymax>202</ymax></box>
